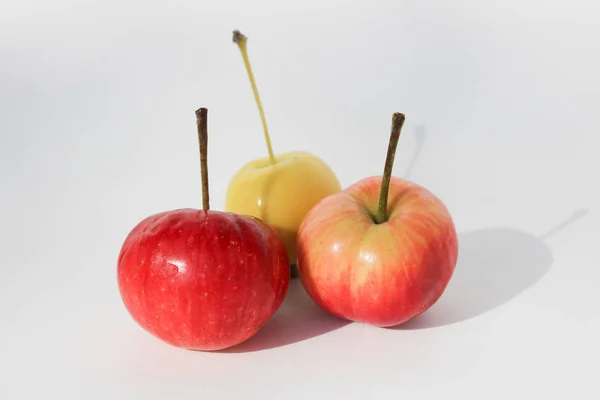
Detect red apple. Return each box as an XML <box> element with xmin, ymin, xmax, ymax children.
<box><xmin>296</xmin><ymin>113</ymin><xmax>458</xmax><ymax>327</ymax></box>
<box><xmin>117</xmin><ymin>108</ymin><xmax>290</xmax><ymax>351</ymax></box>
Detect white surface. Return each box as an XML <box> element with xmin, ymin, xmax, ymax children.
<box><xmin>1</xmin><ymin>0</ymin><xmax>599</xmax><ymax>398</ymax></box>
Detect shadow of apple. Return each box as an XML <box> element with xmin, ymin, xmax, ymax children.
<box><xmin>222</xmin><ymin>279</ymin><xmax>350</xmax><ymax>353</ymax></box>
<box><xmin>395</xmin><ymin>209</ymin><xmax>588</xmax><ymax>329</ymax></box>
<box><xmin>394</xmin><ymin>227</ymin><xmax>551</xmax><ymax>329</ymax></box>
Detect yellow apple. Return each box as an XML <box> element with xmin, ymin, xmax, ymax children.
<box><xmin>226</xmin><ymin>31</ymin><xmax>341</xmax><ymax>276</ymax></box>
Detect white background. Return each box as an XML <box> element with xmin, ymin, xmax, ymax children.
<box><xmin>1</xmin><ymin>0</ymin><xmax>599</xmax><ymax>398</ymax></box>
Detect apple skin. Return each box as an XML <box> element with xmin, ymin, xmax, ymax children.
<box><xmin>117</xmin><ymin>208</ymin><xmax>290</xmax><ymax>351</ymax></box>
<box><xmin>225</xmin><ymin>151</ymin><xmax>341</xmax><ymax>269</ymax></box>
<box><xmin>296</xmin><ymin>176</ymin><xmax>458</xmax><ymax>327</ymax></box>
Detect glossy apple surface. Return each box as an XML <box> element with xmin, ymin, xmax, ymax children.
<box><xmin>227</xmin><ymin>30</ymin><xmax>341</xmax><ymax>274</ymax></box>
<box><xmin>225</xmin><ymin>150</ymin><xmax>341</xmax><ymax>265</ymax></box>
<box><xmin>296</xmin><ymin>176</ymin><xmax>458</xmax><ymax>327</ymax></box>
<box><xmin>117</xmin><ymin>208</ymin><xmax>290</xmax><ymax>351</ymax></box>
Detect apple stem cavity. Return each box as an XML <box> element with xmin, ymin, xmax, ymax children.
<box><xmin>232</xmin><ymin>30</ymin><xmax>277</xmax><ymax>166</ymax></box>
<box><xmin>375</xmin><ymin>112</ymin><xmax>406</xmax><ymax>224</ymax></box>
<box><xmin>196</xmin><ymin>107</ymin><xmax>210</xmax><ymax>211</ymax></box>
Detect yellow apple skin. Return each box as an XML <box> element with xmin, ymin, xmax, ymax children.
<box><xmin>225</xmin><ymin>151</ymin><xmax>341</xmax><ymax>272</ymax></box>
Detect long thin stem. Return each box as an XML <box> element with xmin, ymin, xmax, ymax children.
<box><xmin>196</xmin><ymin>107</ymin><xmax>210</xmax><ymax>211</ymax></box>
<box><xmin>232</xmin><ymin>30</ymin><xmax>277</xmax><ymax>165</ymax></box>
<box><xmin>375</xmin><ymin>112</ymin><xmax>406</xmax><ymax>224</ymax></box>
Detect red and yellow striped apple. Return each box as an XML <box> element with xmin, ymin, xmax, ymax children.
<box><xmin>296</xmin><ymin>113</ymin><xmax>458</xmax><ymax>327</ymax></box>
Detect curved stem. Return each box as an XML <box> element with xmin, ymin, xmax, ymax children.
<box><xmin>232</xmin><ymin>30</ymin><xmax>276</xmax><ymax>165</ymax></box>
<box><xmin>195</xmin><ymin>107</ymin><xmax>210</xmax><ymax>211</ymax></box>
<box><xmin>375</xmin><ymin>112</ymin><xmax>405</xmax><ymax>224</ymax></box>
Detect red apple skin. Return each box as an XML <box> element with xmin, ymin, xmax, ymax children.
<box><xmin>117</xmin><ymin>208</ymin><xmax>290</xmax><ymax>351</ymax></box>
<box><xmin>296</xmin><ymin>176</ymin><xmax>458</xmax><ymax>327</ymax></box>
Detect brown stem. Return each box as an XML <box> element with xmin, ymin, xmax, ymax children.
<box><xmin>195</xmin><ymin>107</ymin><xmax>210</xmax><ymax>211</ymax></box>
<box><xmin>375</xmin><ymin>112</ymin><xmax>406</xmax><ymax>224</ymax></box>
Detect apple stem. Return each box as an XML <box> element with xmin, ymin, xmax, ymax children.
<box><xmin>196</xmin><ymin>107</ymin><xmax>210</xmax><ymax>211</ymax></box>
<box><xmin>232</xmin><ymin>30</ymin><xmax>277</xmax><ymax>166</ymax></box>
<box><xmin>375</xmin><ymin>112</ymin><xmax>406</xmax><ymax>224</ymax></box>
